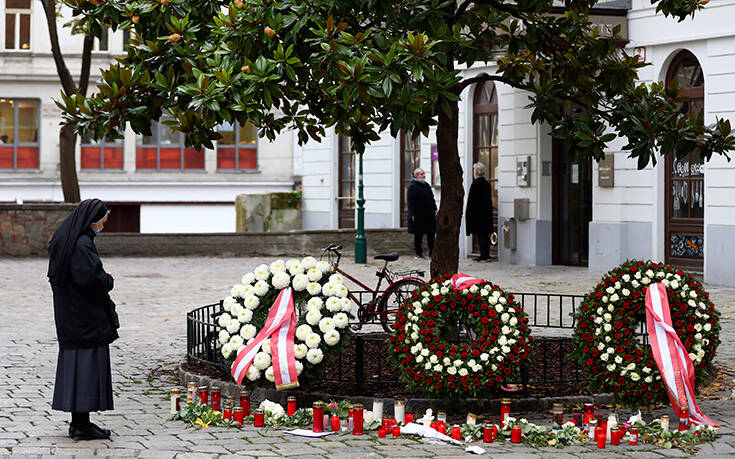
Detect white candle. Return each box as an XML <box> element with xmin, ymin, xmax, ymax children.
<box><xmin>394</xmin><ymin>400</ymin><xmax>405</xmax><ymax>425</ymax></box>
<box><xmin>372</xmin><ymin>399</ymin><xmax>384</xmax><ymax>421</ymax></box>
<box><xmin>606</xmin><ymin>413</ymin><xmax>617</xmax><ymax>438</ymax></box>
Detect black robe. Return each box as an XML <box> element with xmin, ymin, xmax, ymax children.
<box><xmin>406</xmin><ymin>179</ymin><xmax>437</xmax><ymax>234</ymax></box>
<box><xmin>465</xmin><ymin>177</ymin><xmax>494</xmax><ymax>236</ymax></box>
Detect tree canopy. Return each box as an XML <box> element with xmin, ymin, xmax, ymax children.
<box><xmin>58</xmin><ymin>0</ymin><xmax>735</xmax><ymax>274</ymax></box>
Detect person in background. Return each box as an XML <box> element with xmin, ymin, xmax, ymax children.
<box><xmin>466</xmin><ymin>162</ymin><xmax>494</xmax><ymax>262</ymax></box>
<box><xmin>47</xmin><ymin>199</ymin><xmax>118</xmax><ymax>440</ymax></box>
<box><xmin>406</xmin><ymin>168</ymin><xmax>437</xmax><ymax>259</ymax></box>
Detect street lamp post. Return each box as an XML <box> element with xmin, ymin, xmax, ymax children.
<box><xmin>354</xmin><ymin>151</ymin><xmax>367</xmax><ymax>263</ymax></box>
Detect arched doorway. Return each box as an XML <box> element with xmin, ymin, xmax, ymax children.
<box><xmin>472</xmin><ymin>80</ymin><xmax>499</xmax><ymax>258</ymax></box>
<box><xmin>665</xmin><ymin>51</ymin><xmax>704</xmax><ymax>270</ymax></box>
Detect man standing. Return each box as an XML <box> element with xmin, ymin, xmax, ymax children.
<box><xmin>465</xmin><ymin>162</ymin><xmax>494</xmax><ymax>262</ymax></box>
<box><xmin>406</xmin><ymin>168</ymin><xmax>437</xmax><ymax>259</ymax></box>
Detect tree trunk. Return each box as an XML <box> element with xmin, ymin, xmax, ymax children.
<box><xmin>59</xmin><ymin>124</ymin><xmax>80</xmax><ymax>203</ymax></box>
<box><xmin>430</xmin><ymin>96</ymin><xmax>463</xmax><ymax>278</ymax></box>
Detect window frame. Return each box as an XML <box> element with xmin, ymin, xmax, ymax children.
<box><xmin>135</xmin><ymin>120</ymin><xmax>205</xmax><ymax>171</ymax></box>
<box><xmin>94</xmin><ymin>27</ymin><xmax>109</xmax><ymax>52</ymax></box>
<box><xmin>216</xmin><ymin>121</ymin><xmax>258</xmax><ymax>171</ymax></box>
<box><xmin>80</xmin><ymin>135</ymin><xmax>124</xmax><ymax>170</ymax></box>
<box><xmin>0</xmin><ymin>97</ymin><xmax>41</xmax><ymax>170</ymax></box>
<box><xmin>4</xmin><ymin>0</ymin><xmax>32</xmax><ymax>51</ymax></box>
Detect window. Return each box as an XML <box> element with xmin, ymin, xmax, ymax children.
<box><xmin>81</xmin><ymin>132</ymin><xmax>123</xmax><ymax>169</ymax></box>
<box><xmin>5</xmin><ymin>0</ymin><xmax>31</xmax><ymax>50</ymax></box>
<box><xmin>337</xmin><ymin>136</ymin><xmax>355</xmax><ymax>229</ymax></box>
<box><xmin>400</xmin><ymin>131</ymin><xmax>421</xmax><ymax>226</ymax></box>
<box><xmin>135</xmin><ymin>120</ymin><xmax>204</xmax><ymax>170</ymax></box>
<box><xmin>0</xmin><ymin>99</ymin><xmax>39</xmax><ymax>169</ymax></box>
<box><xmin>217</xmin><ymin>121</ymin><xmax>257</xmax><ymax>170</ymax></box>
<box><xmin>95</xmin><ymin>27</ymin><xmax>109</xmax><ymax>52</ymax></box>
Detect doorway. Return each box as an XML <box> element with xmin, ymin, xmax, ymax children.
<box><xmin>552</xmin><ymin>139</ymin><xmax>592</xmax><ymax>266</ymax></box>
<box><xmin>337</xmin><ymin>136</ymin><xmax>355</xmax><ymax>229</ymax></box>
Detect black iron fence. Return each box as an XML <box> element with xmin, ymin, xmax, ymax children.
<box><xmin>187</xmin><ymin>291</ymin><xmax>592</xmax><ymax>394</ymax></box>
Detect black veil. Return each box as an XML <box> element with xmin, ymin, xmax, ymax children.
<box><xmin>47</xmin><ymin>199</ymin><xmax>108</xmax><ymax>284</ymax></box>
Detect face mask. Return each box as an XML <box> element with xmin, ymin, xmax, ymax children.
<box><xmin>92</xmin><ymin>227</ymin><xmax>100</xmax><ymax>235</ymax></box>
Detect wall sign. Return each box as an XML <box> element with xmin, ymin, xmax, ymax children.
<box><xmin>516</xmin><ymin>156</ymin><xmax>531</xmax><ymax>187</ymax></box>
<box><xmin>598</xmin><ymin>154</ymin><xmax>615</xmax><ymax>188</ymax></box>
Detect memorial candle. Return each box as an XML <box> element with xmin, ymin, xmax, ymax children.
<box><xmin>186</xmin><ymin>382</ymin><xmax>197</xmax><ymax>404</ymax></box>
<box><xmin>451</xmin><ymin>425</ymin><xmax>461</xmax><ymax>440</ymax></box>
<box><xmin>210</xmin><ymin>387</ymin><xmax>221</xmax><ymax>412</ymax></box>
<box><xmin>437</xmin><ymin>410</ymin><xmax>447</xmax><ymax>423</ymax></box>
<box><xmin>198</xmin><ymin>386</ymin><xmax>209</xmax><ymax>405</ymax></box>
<box><xmin>607</xmin><ymin>413</ymin><xmax>617</xmax><ymax>438</ymax></box>
<box><xmin>330</xmin><ymin>415</ymin><xmax>340</xmax><ymax>431</ymax></box>
<box><xmin>372</xmin><ymin>399</ymin><xmax>384</xmax><ymax>421</ymax></box>
<box><xmin>287</xmin><ymin>396</ymin><xmax>297</xmax><ymax>416</ymax></box>
<box><xmin>234</xmin><ymin>406</ymin><xmax>245</xmax><ymax>426</ymax></box>
<box><xmin>597</xmin><ymin>433</ymin><xmax>606</xmax><ymax>449</ymax></box>
<box><xmin>610</xmin><ymin>427</ymin><xmax>620</xmax><ymax>445</ymax></box>
<box><xmin>392</xmin><ymin>426</ymin><xmax>400</xmax><ymax>437</ymax></box>
<box><xmin>223</xmin><ymin>399</ymin><xmax>233</xmax><ymax>421</ymax></box>
<box><xmin>239</xmin><ymin>390</ymin><xmax>250</xmax><ymax>416</ymax></box>
<box><xmin>583</xmin><ymin>403</ymin><xmax>594</xmax><ymax>428</ymax></box>
<box><xmin>312</xmin><ymin>402</ymin><xmax>324</xmax><ymax>433</ymax></box>
<box><xmin>679</xmin><ymin>408</ymin><xmax>689</xmax><ymax>432</ymax></box>
<box><xmin>500</xmin><ymin>398</ymin><xmax>512</xmax><ymax>428</ymax></box>
<box><xmin>394</xmin><ymin>400</ymin><xmax>405</xmax><ymax>425</ymax></box>
<box><xmin>552</xmin><ymin>403</ymin><xmax>564</xmax><ymax>427</ymax></box>
<box><xmin>253</xmin><ymin>408</ymin><xmax>264</xmax><ymax>427</ymax></box>
<box><xmin>660</xmin><ymin>415</ymin><xmax>670</xmax><ymax>432</ymax></box>
<box><xmin>382</xmin><ymin>415</ymin><xmax>391</xmax><ymax>429</ymax></box>
<box><xmin>405</xmin><ymin>413</ymin><xmax>414</xmax><ymax>424</ymax></box>
<box><xmin>437</xmin><ymin>421</ymin><xmax>447</xmax><ymax>435</ymax></box>
<box><xmin>629</xmin><ymin>427</ymin><xmax>639</xmax><ymax>445</ymax></box>
<box><xmin>511</xmin><ymin>424</ymin><xmax>522</xmax><ymax>443</ymax></box>
<box><xmin>352</xmin><ymin>404</ymin><xmax>364</xmax><ymax>436</ymax></box>
<box><xmin>483</xmin><ymin>422</ymin><xmax>495</xmax><ymax>443</ymax></box>
<box><xmin>170</xmin><ymin>388</ymin><xmax>181</xmax><ymax>414</ymax></box>
<box><xmin>378</xmin><ymin>427</ymin><xmax>387</xmax><ymax>438</ymax></box>
<box><xmin>588</xmin><ymin>419</ymin><xmax>598</xmax><ymax>440</ymax></box>
<box><xmin>573</xmin><ymin>412</ymin><xmax>583</xmax><ymax>427</ymax></box>
<box><xmin>466</xmin><ymin>413</ymin><xmax>477</xmax><ymax>425</ymax></box>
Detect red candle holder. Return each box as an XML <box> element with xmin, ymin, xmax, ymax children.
<box><xmin>198</xmin><ymin>386</ymin><xmax>209</xmax><ymax>406</ymax></box>
<box><xmin>233</xmin><ymin>406</ymin><xmax>244</xmax><ymax>426</ymax></box>
<box><xmin>378</xmin><ymin>427</ymin><xmax>387</xmax><ymax>438</ymax></box>
<box><xmin>210</xmin><ymin>387</ymin><xmax>221</xmax><ymax>412</ymax></box>
<box><xmin>430</xmin><ymin>421</ymin><xmax>438</xmax><ymax>431</ymax></box>
<box><xmin>382</xmin><ymin>415</ymin><xmax>392</xmax><ymax>429</ymax></box>
<box><xmin>628</xmin><ymin>428</ymin><xmax>638</xmax><ymax>445</ymax></box>
<box><xmin>405</xmin><ymin>413</ymin><xmax>414</xmax><ymax>424</ymax></box>
<box><xmin>239</xmin><ymin>390</ymin><xmax>250</xmax><ymax>416</ymax></box>
<box><xmin>597</xmin><ymin>433</ymin><xmax>606</xmax><ymax>449</ymax></box>
<box><xmin>352</xmin><ymin>403</ymin><xmax>364</xmax><ymax>435</ymax></box>
<box><xmin>330</xmin><ymin>415</ymin><xmax>340</xmax><ymax>431</ymax></box>
<box><xmin>510</xmin><ymin>424</ymin><xmax>522</xmax><ymax>443</ymax></box>
<box><xmin>610</xmin><ymin>427</ymin><xmax>620</xmax><ymax>445</ymax></box>
<box><xmin>451</xmin><ymin>425</ymin><xmax>461</xmax><ymax>440</ymax></box>
<box><xmin>583</xmin><ymin>403</ymin><xmax>594</xmax><ymax>427</ymax></box>
<box><xmin>392</xmin><ymin>426</ymin><xmax>400</xmax><ymax>437</ymax></box>
<box><xmin>437</xmin><ymin>421</ymin><xmax>447</xmax><ymax>435</ymax></box>
<box><xmin>254</xmin><ymin>408</ymin><xmax>264</xmax><ymax>427</ymax></box>
<box><xmin>573</xmin><ymin>412</ymin><xmax>583</xmax><ymax>427</ymax></box>
<box><xmin>500</xmin><ymin>398</ymin><xmax>512</xmax><ymax>429</ymax></box>
<box><xmin>287</xmin><ymin>396</ymin><xmax>297</xmax><ymax>416</ymax></box>
<box><xmin>679</xmin><ymin>407</ymin><xmax>690</xmax><ymax>432</ymax></box>
<box><xmin>483</xmin><ymin>422</ymin><xmax>495</xmax><ymax>443</ymax></box>
<box><xmin>313</xmin><ymin>402</ymin><xmax>324</xmax><ymax>433</ymax></box>
<box><xmin>390</xmin><ymin>418</ymin><xmax>397</xmax><ymax>426</ymax></box>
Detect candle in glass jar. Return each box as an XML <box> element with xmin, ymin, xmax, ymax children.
<box><xmin>234</xmin><ymin>406</ymin><xmax>245</xmax><ymax>426</ymax></box>
<box><xmin>511</xmin><ymin>424</ymin><xmax>522</xmax><ymax>443</ymax></box>
<box><xmin>394</xmin><ymin>400</ymin><xmax>405</xmax><ymax>425</ymax></box>
<box><xmin>198</xmin><ymin>386</ymin><xmax>209</xmax><ymax>405</ymax></box>
<box><xmin>313</xmin><ymin>402</ymin><xmax>324</xmax><ymax>433</ymax></box>
<box><xmin>483</xmin><ymin>422</ymin><xmax>495</xmax><ymax>443</ymax></box>
<box><xmin>629</xmin><ymin>427</ymin><xmax>638</xmax><ymax>445</ymax></box>
<box><xmin>187</xmin><ymin>382</ymin><xmax>197</xmax><ymax>404</ymax></box>
<box><xmin>405</xmin><ymin>413</ymin><xmax>414</xmax><ymax>424</ymax></box>
<box><xmin>588</xmin><ymin>419</ymin><xmax>598</xmax><ymax>440</ymax></box>
<box><xmin>372</xmin><ymin>399</ymin><xmax>384</xmax><ymax>420</ymax></box>
<box><xmin>437</xmin><ymin>421</ymin><xmax>447</xmax><ymax>435</ymax></box>
<box><xmin>210</xmin><ymin>387</ymin><xmax>221</xmax><ymax>411</ymax></box>
<box><xmin>610</xmin><ymin>426</ymin><xmax>620</xmax><ymax>445</ymax></box>
<box><xmin>451</xmin><ymin>425</ymin><xmax>461</xmax><ymax>440</ymax></box>
<box><xmin>597</xmin><ymin>433</ymin><xmax>606</xmax><ymax>448</ymax></box>
<box><xmin>552</xmin><ymin>403</ymin><xmax>564</xmax><ymax>427</ymax></box>
<box><xmin>500</xmin><ymin>398</ymin><xmax>512</xmax><ymax>428</ymax></box>
<box><xmin>607</xmin><ymin>413</ymin><xmax>617</xmax><ymax>438</ymax></box>
<box><xmin>378</xmin><ymin>427</ymin><xmax>387</xmax><ymax>438</ymax></box>
<box><xmin>254</xmin><ymin>408</ymin><xmax>264</xmax><ymax>427</ymax></box>
<box><xmin>583</xmin><ymin>403</ymin><xmax>594</xmax><ymax>427</ymax></box>
<box><xmin>170</xmin><ymin>388</ymin><xmax>181</xmax><ymax>414</ymax></box>
<box><xmin>573</xmin><ymin>412</ymin><xmax>583</xmax><ymax>427</ymax></box>
<box><xmin>392</xmin><ymin>426</ymin><xmax>400</xmax><ymax>437</ymax></box>
<box><xmin>352</xmin><ymin>403</ymin><xmax>364</xmax><ymax>435</ymax></box>
<box><xmin>287</xmin><ymin>396</ymin><xmax>297</xmax><ymax>416</ymax></box>
<box><xmin>660</xmin><ymin>415</ymin><xmax>669</xmax><ymax>432</ymax></box>
<box><xmin>679</xmin><ymin>408</ymin><xmax>689</xmax><ymax>432</ymax></box>
<box><xmin>223</xmin><ymin>399</ymin><xmax>233</xmax><ymax>421</ymax></box>
<box><xmin>240</xmin><ymin>390</ymin><xmax>250</xmax><ymax>416</ymax></box>
<box><xmin>437</xmin><ymin>410</ymin><xmax>447</xmax><ymax>423</ymax></box>
<box><xmin>430</xmin><ymin>421</ymin><xmax>438</xmax><ymax>431</ymax></box>
<box><xmin>466</xmin><ymin>413</ymin><xmax>477</xmax><ymax>425</ymax></box>
<box><xmin>330</xmin><ymin>415</ymin><xmax>340</xmax><ymax>431</ymax></box>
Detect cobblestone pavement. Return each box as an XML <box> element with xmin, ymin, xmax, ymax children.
<box><xmin>2</xmin><ymin>255</ymin><xmax>735</xmax><ymax>458</ymax></box>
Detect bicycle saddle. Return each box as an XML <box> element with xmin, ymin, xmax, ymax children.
<box><xmin>374</xmin><ymin>252</ymin><xmax>399</xmax><ymax>262</ymax></box>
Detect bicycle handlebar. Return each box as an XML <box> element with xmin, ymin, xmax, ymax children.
<box><xmin>323</xmin><ymin>243</ymin><xmax>342</xmax><ymax>252</ymax></box>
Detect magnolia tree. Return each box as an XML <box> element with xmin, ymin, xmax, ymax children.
<box><xmin>58</xmin><ymin>0</ymin><xmax>734</xmax><ymax>276</ymax></box>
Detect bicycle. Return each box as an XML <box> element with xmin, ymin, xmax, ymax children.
<box><xmin>320</xmin><ymin>243</ymin><xmax>425</xmax><ymax>333</ymax></box>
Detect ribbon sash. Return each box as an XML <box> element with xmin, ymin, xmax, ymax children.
<box><xmin>451</xmin><ymin>273</ymin><xmax>485</xmax><ymax>292</ymax></box>
<box><xmin>231</xmin><ymin>287</ymin><xmax>300</xmax><ymax>390</ymax></box>
<box><xmin>645</xmin><ymin>283</ymin><xmax>717</xmax><ymax>427</ymax></box>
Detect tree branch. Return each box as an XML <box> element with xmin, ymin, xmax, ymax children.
<box><xmin>79</xmin><ymin>33</ymin><xmax>94</xmax><ymax>97</ymax></box>
<box><xmin>458</xmin><ymin>73</ymin><xmax>518</xmax><ymax>91</ymax></box>
<box><xmin>41</xmin><ymin>0</ymin><xmax>77</xmax><ymax>95</ymax></box>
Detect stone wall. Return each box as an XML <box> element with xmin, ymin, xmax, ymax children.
<box><xmin>0</xmin><ymin>204</ymin><xmax>76</xmax><ymax>256</ymax></box>
<box><xmin>235</xmin><ymin>192</ymin><xmax>302</xmax><ymax>232</ymax></box>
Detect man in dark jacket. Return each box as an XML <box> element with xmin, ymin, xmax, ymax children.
<box><xmin>48</xmin><ymin>199</ymin><xmax>118</xmax><ymax>440</ymax></box>
<box><xmin>465</xmin><ymin>162</ymin><xmax>494</xmax><ymax>262</ymax></box>
<box><xmin>406</xmin><ymin>168</ymin><xmax>437</xmax><ymax>259</ymax></box>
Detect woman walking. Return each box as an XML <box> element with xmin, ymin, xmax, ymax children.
<box><xmin>47</xmin><ymin>199</ymin><xmax>118</xmax><ymax>440</ymax></box>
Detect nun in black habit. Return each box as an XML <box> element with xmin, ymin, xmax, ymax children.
<box><xmin>48</xmin><ymin>199</ymin><xmax>118</xmax><ymax>440</ymax></box>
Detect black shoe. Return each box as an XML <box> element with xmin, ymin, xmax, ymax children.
<box><xmin>69</xmin><ymin>424</ymin><xmax>110</xmax><ymax>440</ymax></box>
<box><xmin>90</xmin><ymin>422</ymin><xmax>111</xmax><ymax>438</ymax></box>
<box><xmin>475</xmin><ymin>256</ymin><xmax>491</xmax><ymax>262</ymax></box>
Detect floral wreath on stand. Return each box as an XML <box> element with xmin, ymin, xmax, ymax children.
<box><xmin>389</xmin><ymin>274</ymin><xmax>533</xmax><ymax>399</ymax></box>
<box><xmin>570</xmin><ymin>260</ymin><xmax>720</xmax><ymax>408</ymax></box>
<box><xmin>217</xmin><ymin>257</ymin><xmax>353</xmax><ymax>388</ymax></box>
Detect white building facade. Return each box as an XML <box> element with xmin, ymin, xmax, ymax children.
<box><xmin>298</xmin><ymin>0</ymin><xmax>735</xmax><ymax>286</ymax></box>
<box><xmin>0</xmin><ymin>2</ymin><xmax>295</xmax><ymax>233</ymax></box>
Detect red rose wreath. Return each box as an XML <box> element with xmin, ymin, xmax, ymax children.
<box><xmin>571</xmin><ymin>260</ymin><xmax>720</xmax><ymax>408</ymax></box>
<box><xmin>389</xmin><ymin>274</ymin><xmax>533</xmax><ymax>399</ymax></box>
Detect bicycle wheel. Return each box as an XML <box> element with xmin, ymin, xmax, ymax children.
<box><xmin>379</xmin><ymin>278</ymin><xmax>424</xmax><ymax>333</ymax></box>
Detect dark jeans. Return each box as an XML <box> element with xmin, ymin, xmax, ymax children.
<box><xmin>477</xmin><ymin>232</ymin><xmax>490</xmax><ymax>259</ymax></box>
<box><xmin>414</xmin><ymin>232</ymin><xmax>435</xmax><ymax>257</ymax></box>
